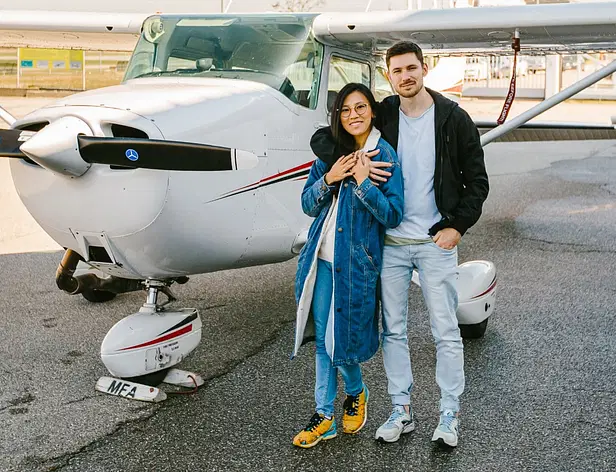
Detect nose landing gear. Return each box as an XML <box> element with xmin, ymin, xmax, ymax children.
<box><xmin>95</xmin><ymin>279</ymin><xmax>204</xmax><ymax>402</ymax></box>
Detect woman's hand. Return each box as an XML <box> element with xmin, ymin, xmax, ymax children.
<box><xmin>352</xmin><ymin>150</ymin><xmax>370</xmax><ymax>185</ymax></box>
<box><xmin>325</xmin><ymin>153</ymin><xmax>357</xmax><ymax>185</ymax></box>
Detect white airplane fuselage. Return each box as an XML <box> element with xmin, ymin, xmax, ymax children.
<box><xmin>7</xmin><ymin>9</ymin><xmax>467</xmax><ymax>283</ymax></box>
<box><xmin>10</xmin><ymin>77</ymin><xmax>322</xmax><ymax>279</ymax></box>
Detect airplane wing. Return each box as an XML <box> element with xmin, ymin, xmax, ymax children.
<box><xmin>312</xmin><ymin>3</ymin><xmax>616</xmax><ymax>54</ymax></box>
<box><xmin>0</xmin><ymin>10</ymin><xmax>149</xmax><ymax>51</ymax></box>
<box><xmin>312</xmin><ymin>3</ymin><xmax>616</xmax><ymax>144</ymax></box>
<box><xmin>3</xmin><ymin>5</ymin><xmax>616</xmax><ymax>145</ymax></box>
<box><xmin>476</xmin><ymin>121</ymin><xmax>616</xmax><ymax>143</ymax></box>
<box><xmin>4</xmin><ymin>4</ymin><xmax>615</xmax><ymax>54</ymax></box>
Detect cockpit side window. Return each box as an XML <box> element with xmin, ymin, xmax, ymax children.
<box><xmin>281</xmin><ymin>38</ymin><xmax>322</xmax><ymax>109</ymax></box>
<box><xmin>326</xmin><ymin>56</ymin><xmax>371</xmax><ymax>114</ymax></box>
<box><xmin>375</xmin><ymin>66</ymin><xmax>394</xmax><ymax>102</ymax></box>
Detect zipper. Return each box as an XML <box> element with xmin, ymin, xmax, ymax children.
<box><xmin>442</xmin><ymin>131</ymin><xmax>447</xmax><ymax>205</ymax></box>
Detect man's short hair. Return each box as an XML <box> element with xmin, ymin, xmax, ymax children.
<box><xmin>386</xmin><ymin>41</ymin><xmax>424</xmax><ymax>68</ymax></box>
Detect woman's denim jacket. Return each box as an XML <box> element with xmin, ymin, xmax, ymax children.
<box><xmin>294</xmin><ymin>135</ymin><xmax>404</xmax><ymax>366</ymax></box>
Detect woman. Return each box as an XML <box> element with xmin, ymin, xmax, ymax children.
<box><xmin>292</xmin><ymin>83</ymin><xmax>404</xmax><ymax>448</ymax></box>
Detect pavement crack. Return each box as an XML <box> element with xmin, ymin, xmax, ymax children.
<box><xmin>571</xmin><ymin>387</ymin><xmax>616</xmax><ymax>395</ymax></box>
<box><xmin>0</xmin><ymin>392</ymin><xmax>35</xmax><ymax>412</ymax></box>
<box><xmin>201</xmin><ymin>319</ymin><xmax>293</xmax><ymax>386</ymax></box>
<box><xmin>205</xmin><ymin>303</ymin><xmax>227</xmax><ymax>310</ymax></box>
<box><xmin>35</xmin><ymin>407</ymin><xmax>159</xmax><ymax>471</ymax></box>
<box><xmin>63</xmin><ymin>394</ymin><xmax>96</xmax><ymax>406</ymax></box>
<box><xmin>518</xmin><ymin>236</ymin><xmax>616</xmax><ymax>254</ymax></box>
<box><xmin>578</xmin><ymin>419</ymin><xmax>616</xmax><ymax>435</ymax></box>
<box><xmin>25</xmin><ymin>322</ymin><xmax>291</xmax><ymax>471</ymax></box>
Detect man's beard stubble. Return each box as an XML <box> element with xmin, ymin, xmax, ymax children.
<box><xmin>395</xmin><ymin>81</ymin><xmax>423</xmax><ymax>99</ymax></box>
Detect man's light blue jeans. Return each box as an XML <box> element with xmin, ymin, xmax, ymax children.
<box><xmin>380</xmin><ymin>242</ymin><xmax>464</xmax><ymax>412</ymax></box>
<box><xmin>313</xmin><ymin>259</ymin><xmax>363</xmax><ymax>418</ymax></box>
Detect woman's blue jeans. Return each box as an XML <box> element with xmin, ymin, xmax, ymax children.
<box><xmin>313</xmin><ymin>258</ymin><xmax>363</xmax><ymax>418</ymax></box>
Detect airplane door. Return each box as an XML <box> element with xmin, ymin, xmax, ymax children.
<box><xmin>238</xmin><ymin>38</ymin><xmax>325</xmax><ymax>267</ymax></box>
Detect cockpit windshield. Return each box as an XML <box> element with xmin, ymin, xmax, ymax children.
<box><xmin>124</xmin><ymin>14</ymin><xmax>322</xmax><ymax>109</ymax></box>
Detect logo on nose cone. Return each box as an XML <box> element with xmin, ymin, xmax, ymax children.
<box><xmin>125</xmin><ymin>149</ymin><xmax>139</xmax><ymax>162</ymax></box>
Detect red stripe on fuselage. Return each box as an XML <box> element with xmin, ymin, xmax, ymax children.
<box><xmin>119</xmin><ymin>324</ymin><xmax>193</xmax><ymax>351</ymax></box>
<box><xmin>224</xmin><ymin>161</ymin><xmax>314</xmax><ymax>195</ymax></box>
<box><xmin>259</xmin><ymin>161</ymin><xmax>313</xmax><ymax>184</ymax></box>
<box><xmin>470</xmin><ymin>277</ymin><xmax>497</xmax><ymax>300</ymax></box>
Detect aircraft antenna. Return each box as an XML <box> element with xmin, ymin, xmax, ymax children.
<box><xmin>224</xmin><ymin>0</ymin><xmax>233</xmax><ymax>12</ymax></box>
<box><xmin>365</xmin><ymin>0</ymin><xmax>373</xmax><ymax>11</ymax></box>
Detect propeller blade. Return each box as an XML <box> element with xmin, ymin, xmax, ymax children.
<box><xmin>78</xmin><ymin>136</ymin><xmax>234</xmax><ymax>172</ymax></box>
<box><xmin>0</xmin><ymin>129</ymin><xmax>35</xmax><ymax>158</ymax></box>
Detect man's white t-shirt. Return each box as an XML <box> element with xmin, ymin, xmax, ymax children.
<box><xmin>386</xmin><ymin>104</ymin><xmax>441</xmax><ymax>240</ymax></box>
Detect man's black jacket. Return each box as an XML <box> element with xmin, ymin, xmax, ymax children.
<box><xmin>310</xmin><ymin>88</ymin><xmax>489</xmax><ymax>237</ymax></box>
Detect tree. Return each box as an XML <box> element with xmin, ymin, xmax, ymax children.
<box><xmin>271</xmin><ymin>0</ymin><xmax>325</xmax><ymax>12</ymax></box>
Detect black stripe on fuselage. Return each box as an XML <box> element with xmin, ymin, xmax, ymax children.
<box><xmin>210</xmin><ymin>167</ymin><xmax>311</xmax><ymax>202</ymax></box>
<box><xmin>158</xmin><ymin>311</ymin><xmax>199</xmax><ymax>336</ymax></box>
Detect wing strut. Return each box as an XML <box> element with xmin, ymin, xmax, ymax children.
<box><xmin>481</xmin><ymin>58</ymin><xmax>616</xmax><ymax>147</ymax></box>
<box><xmin>0</xmin><ymin>105</ymin><xmax>16</xmax><ymax>126</ymax></box>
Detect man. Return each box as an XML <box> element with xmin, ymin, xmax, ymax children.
<box><xmin>310</xmin><ymin>41</ymin><xmax>489</xmax><ymax>448</ymax></box>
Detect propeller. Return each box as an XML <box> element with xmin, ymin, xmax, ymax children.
<box><xmin>4</xmin><ymin>117</ymin><xmax>92</xmax><ymax>177</ymax></box>
<box><xmin>78</xmin><ymin>136</ymin><xmax>234</xmax><ymax>172</ymax></box>
<box><xmin>0</xmin><ymin>129</ymin><xmax>34</xmax><ymax>159</ymax></box>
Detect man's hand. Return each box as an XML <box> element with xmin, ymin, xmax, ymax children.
<box><xmin>325</xmin><ymin>153</ymin><xmax>357</xmax><ymax>185</ymax></box>
<box><xmin>364</xmin><ymin>149</ymin><xmax>392</xmax><ymax>186</ymax></box>
<box><xmin>433</xmin><ymin>228</ymin><xmax>461</xmax><ymax>250</ymax></box>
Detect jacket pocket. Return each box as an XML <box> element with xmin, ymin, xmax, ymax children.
<box><xmin>356</xmin><ymin>245</ymin><xmax>379</xmax><ymax>272</ymax></box>
<box><xmin>431</xmin><ymin>241</ymin><xmax>457</xmax><ymax>254</ymax></box>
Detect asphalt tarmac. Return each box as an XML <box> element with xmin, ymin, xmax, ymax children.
<box><xmin>1</xmin><ymin>100</ymin><xmax>615</xmax><ymax>471</ymax></box>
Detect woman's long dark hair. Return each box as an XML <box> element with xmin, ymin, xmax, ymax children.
<box><xmin>330</xmin><ymin>83</ymin><xmax>378</xmax><ymax>153</ymax></box>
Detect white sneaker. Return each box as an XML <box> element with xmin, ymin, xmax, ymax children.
<box><xmin>374</xmin><ymin>405</ymin><xmax>415</xmax><ymax>443</ymax></box>
<box><xmin>431</xmin><ymin>410</ymin><xmax>459</xmax><ymax>447</ymax></box>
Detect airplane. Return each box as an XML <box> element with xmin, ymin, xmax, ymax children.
<box><xmin>1</xmin><ymin>2</ymin><xmax>616</xmax><ymax>401</ymax></box>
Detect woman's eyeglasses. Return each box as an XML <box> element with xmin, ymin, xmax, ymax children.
<box><xmin>339</xmin><ymin>103</ymin><xmax>369</xmax><ymax>118</ymax></box>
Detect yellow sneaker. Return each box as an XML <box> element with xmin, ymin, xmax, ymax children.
<box><xmin>293</xmin><ymin>413</ymin><xmax>337</xmax><ymax>448</ymax></box>
<box><xmin>342</xmin><ymin>385</ymin><xmax>369</xmax><ymax>434</ymax></box>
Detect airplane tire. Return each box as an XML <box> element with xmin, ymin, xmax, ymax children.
<box><xmin>125</xmin><ymin>368</ymin><xmax>170</xmax><ymax>387</ymax></box>
<box><xmin>82</xmin><ymin>289</ymin><xmax>117</xmax><ymax>303</ymax></box>
<box><xmin>459</xmin><ymin>319</ymin><xmax>488</xmax><ymax>339</ymax></box>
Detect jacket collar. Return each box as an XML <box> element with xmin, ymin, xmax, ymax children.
<box><xmin>425</xmin><ymin>87</ymin><xmax>458</xmax><ymax>126</ymax></box>
<box><xmin>388</xmin><ymin>88</ymin><xmax>457</xmax><ymax>123</ymax></box>
<box><xmin>361</xmin><ymin>127</ymin><xmax>381</xmax><ymax>152</ymax></box>
<box><xmin>379</xmin><ymin>87</ymin><xmax>458</xmax><ymax>149</ymax></box>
